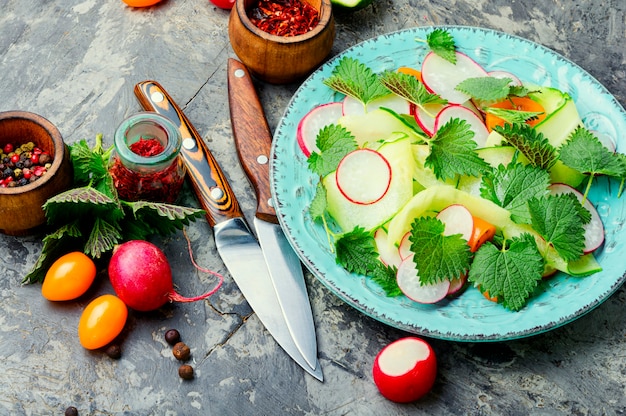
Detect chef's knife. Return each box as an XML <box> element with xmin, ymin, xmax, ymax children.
<box><xmin>227</xmin><ymin>58</ymin><xmax>320</xmax><ymax>371</ymax></box>
<box><xmin>134</xmin><ymin>80</ymin><xmax>323</xmax><ymax>381</ymax></box>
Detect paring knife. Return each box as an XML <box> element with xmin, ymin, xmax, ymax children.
<box><xmin>134</xmin><ymin>80</ymin><xmax>323</xmax><ymax>381</ymax></box>
<box><xmin>227</xmin><ymin>58</ymin><xmax>320</xmax><ymax>372</ymax></box>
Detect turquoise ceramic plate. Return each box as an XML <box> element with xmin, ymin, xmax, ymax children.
<box><xmin>270</xmin><ymin>26</ymin><xmax>626</xmax><ymax>341</ymax></box>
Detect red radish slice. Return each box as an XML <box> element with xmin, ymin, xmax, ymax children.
<box><xmin>434</xmin><ymin>104</ymin><xmax>489</xmax><ymax>148</ymax></box>
<box><xmin>336</xmin><ymin>149</ymin><xmax>392</xmax><ymax>205</ymax></box>
<box><xmin>548</xmin><ymin>183</ymin><xmax>605</xmax><ymax>253</ymax></box>
<box><xmin>446</xmin><ymin>274</ymin><xmax>468</xmax><ymax>297</ymax></box>
<box><xmin>435</xmin><ymin>204</ymin><xmax>474</xmax><ymax>240</ymax></box>
<box><xmin>397</xmin><ymin>255</ymin><xmax>450</xmax><ymax>304</ymax></box>
<box><xmin>488</xmin><ymin>70</ymin><xmax>523</xmax><ymax>86</ymax></box>
<box><xmin>398</xmin><ymin>231</ymin><xmax>412</xmax><ymax>260</ymax></box>
<box><xmin>413</xmin><ymin>102</ymin><xmax>446</xmax><ymax>137</ymax></box>
<box><xmin>343</xmin><ymin>94</ymin><xmax>412</xmax><ymax>116</ymax></box>
<box><xmin>297</xmin><ymin>102</ymin><xmax>343</xmax><ymax>157</ymax></box>
<box><xmin>372</xmin><ymin>337</ymin><xmax>437</xmax><ymax>403</ymax></box>
<box><xmin>375</xmin><ymin>228</ymin><xmax>402</xmax><ymax>268</ymax></box>
<box><xmin>421</xmin><ymin>51</ymin><xmax>488</xmax><ymax>104</ymax></box>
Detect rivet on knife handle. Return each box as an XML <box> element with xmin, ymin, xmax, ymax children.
<box><xmin>227</xmin><ymin>59</ymin><xmax>277</xmax><ymax>225</ymax></box>
<box><xmin>134</xmin><ymin>80</ymin><xmax>244</xmax><ymax>227</ymax></box>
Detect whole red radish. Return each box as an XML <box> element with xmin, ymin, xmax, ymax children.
<box><xmin>372</xmin><ymin>337</ymin><xmax>437</xmax><ymax>403</ymax></box>
<box><xmin>108</xmin><ymin>240</ymin><xmax>218</xmax><ymax>311</ymax></box>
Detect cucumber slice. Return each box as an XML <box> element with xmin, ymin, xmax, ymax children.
<box><xmin>567</xmin><ymin>253</ymin><xmax>602</xmax><ymax>277</ymax></box>
<box><xmin>330</xmin><ymin>0</ymin><xmax>374</xmax><ymax>12</ymax></box>
<box><xmin>339</xmin><ymin>109</ymin><xmax>423</xmax><ymax>148</ymax></box>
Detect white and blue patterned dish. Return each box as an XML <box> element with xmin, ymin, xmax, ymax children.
<box><xmin>270</xmin><ymin>26</ymin><xmax>626</xmax><ymax>341</ymax></box>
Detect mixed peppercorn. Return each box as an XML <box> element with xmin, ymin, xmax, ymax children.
<box><xmin>0</xmin><ymin>142</ymin><xmax>52</xmax><ymax>188</ymax></box>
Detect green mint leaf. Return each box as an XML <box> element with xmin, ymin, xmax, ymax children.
<box><xmin>125</xmin><ymin>200</ymin><xmax>205</xmax><ymax>236</ymax></box>
<box><xmin>409</xmin><ymin>216</ymin><xmax>471</xmax><ymax>285</ymax></box>
<box><xmin>528</xmin><ymin>194</ymin><xmax>586</xmax><ymax>261</ymax></box>
<box><xmin>309</xmin><ymin>182</ymin><xmax>327</xmax><ymax>222</ymax></box>
<box><xmin>425</xmin><ymin>118</ymin><xmax>490</xmax><ymax>181</ymax></box>
<box><xmin>468</xmin><ymin>233</ymin><xmax>544</xmax><ymax>311</ymax></box>
<box><xmin>378</xmin><ymin>71</ymin><xmax>447</xmax><ymax>110</ymax></box>
<box><xmin>480</xmin><ymin>162</ymin><xmax>550</xmax><ymax>224</ymax></box>
<box><xmin>22</xmin><ymin>222</ymin><xmax>83</xmax><ymax>284</ymax></box>
<box><xmin>494</xmin><ymin>123</ymin><xmax>558</xmax><ymax>170</ymax></box>
<box><xmin>427</xmin><ymin>28</ymin><xmax>457</xmax><ymax>64</ymax></box>
<box><xmin>484</xmin><ymin>107</ymin><xmax>543</xmax><ymax>124</ymax></box>
<box><xmin>559</xmin><ymin>127</ymin><xmax>626</xmax><ymax>177</ymax></box>
<box><xmin>84</xmin><ymin>217</ymin><xmax>122</xmax><ymax>259</ymax></box>
<box><xmin>323</xmin><ymin>57</ymin><xmax>389</xmax><ymax>105</ymax></box>
<box><xmin>455</xmin><ymin>77</ymin><xmax>513</xmax><ymax>102</ymax></box>
<box><xmin>308</xmin><ymin>124</ymin><xmax>358</xmax><ymax>177</ymax></box>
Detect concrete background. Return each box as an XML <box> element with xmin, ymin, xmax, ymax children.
<box><xmin>1</xmin><ymin>0</ymin><xmax>625</xmax><ymax>414</ymax></box>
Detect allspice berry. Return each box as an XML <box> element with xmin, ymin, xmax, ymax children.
<box><xmin>172</xmin><ymin>342</ymin><xmax>191</xmax><ymax>361</ymax></box>
<box><xmin>165</xmin><ymin>329</ymin><xmax>181</xmax><ymax>346</ymax></box>
<box><xmin>178</xmin><ymin>364</ymin><xmax>194</xmax><ymax>380</ymax></box>
<box><xmin>105</xmin><ymin>344</ymin><xmax>122</xmax><ymax>359</ymax></box>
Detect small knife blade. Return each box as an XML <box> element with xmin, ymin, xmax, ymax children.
<box><xmin>227</xmin><ymin>58</ymin><xmax>321</xmax><ymax>374</ymax></box>
<box><xmin>134</xmin><ymin>80</ymin><xmax>322</xmax><ymax>381</ymax></box>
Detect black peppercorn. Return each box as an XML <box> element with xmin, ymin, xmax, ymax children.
<box><xmin>172</xmin><ymin>342</ymin><xmax>191</xmax><ymax>361</ymax></box>
<box><xmin>105</xmin><ymin>344</ymin><xmax>122</xmax><ymax>359</ymax></box>
<box><xmin>64</xmin><ymin>406</ymin><xmax>79</xmax><ymax>416</ymax></box>
<box><xmin>165</xmin><ymin>329</ymin><xmax>181</xmax><ymax>346</ymax></box>
<box><xmin>178</xmin><ymin>364</ymin><xmax>194</xmax><ymax>380</ymax></box>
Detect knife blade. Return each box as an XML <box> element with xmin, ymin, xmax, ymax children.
<box><xmin>134</xmin><ymin>80</ymin><xmax>323</xmax><ymax>381</ymax></box>
<box><xmin>226</xmin><ymin>58</ymin><xmax>320</xmax><ymax>372</ymax></box>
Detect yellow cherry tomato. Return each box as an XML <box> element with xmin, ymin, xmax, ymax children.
<box><xmin>42</xmin><ymin>252</ymin><xmax>97</xmax><ymax>301</ymax></box>
<box><xmin>121</xmin><ymin>0</ymin><xmax>164</xmax><ymax>7</ymax></box>
<box><xmin>78</xmin><ymin>294</ymin><xmax>128</xmax><ymax>350</ymax></box>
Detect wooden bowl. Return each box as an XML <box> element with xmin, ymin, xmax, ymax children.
<box><xmin>229</xmin><ymin>0</ymin><xmax>335</xmax><ymax>84</ymax></box>
<box><xmin>0</xmin><ymin>111</ymin><xmax>73</xmax><ymax>236</ymax></box>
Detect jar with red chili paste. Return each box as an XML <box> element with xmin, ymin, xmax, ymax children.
<box><xmin>109</xmin><ymin>113</ymin><xmax>185</xmax><ymax>203</ymax></box>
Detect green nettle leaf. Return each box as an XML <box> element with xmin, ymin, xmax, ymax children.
<box><xmin>378</xmin><ymin>71</ymin><xmax>447</xmax><ymax>109</ymax></box>
<box><xmin>455</xmin><ymin>77</ymin><xmax>514</xmax><ymax>102</ymax></box>
<box><xmin>468</xmin><ymin>233</ymin><xmax>544</xmax><ymax>311</ymax></box>
<box><xmin>480</xmin><ymin>162</ymin><xmax>551</xmax><ymax>224</ymax></box>
<box><xmin>484</xmin><ymin>107</ymin><xmax>543</xmax><ymax>125</ymax></box>
<box><xmin>322</xmin><ymin>57</ymin><xmax>389</xmax><ymax>105</ymax></box>
<box><xmin>528</xmin><ymin>194</ymin><xmax>586</xmax><ymax>261</ymax></box>
<box><xmin>409</xmin><ymin>216</ymin><xmax>471</xmax><ymax>285</ymax></box>
<box><xmin>126</xmin><ymin>200</ymin><xmax>205</xmax><ymax>236</ymax></box>
<box><xmin>84</xmin><ymin>217</ymin><xmax>122</xmax><ymax>259</ymax></box>
<box><xmin>426</xmin><ymin>28</ymin><xmax>457</xmax><ymax>64</ymax></box>
<box><xmin>494</xmin><ymin>123</ymin><xmax>558</xmax><ymax>170</ymax></box>
<box><xmin>425</xmin><ymin>118</ymin><xmax>489</xmax><ymax>180</ymax></box>
<box><xmin>43</xmin><ymin>186</ymin><xmax>124</xmax><ymax>225</ymax></box>
<box><xmin>308</xmin><ymin>124</ymin><xmax>358</xmax><ymax>177</ymax></box>
<box><xmin>309</xmin><ymin>182</ymin><xmax>328</xmax><ymax>222</ymax></box>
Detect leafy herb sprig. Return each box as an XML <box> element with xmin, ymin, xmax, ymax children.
<box><xmin>23</xmin><ymin>134</ymin><xmax>204</xmax><ymax>284</ymax></box>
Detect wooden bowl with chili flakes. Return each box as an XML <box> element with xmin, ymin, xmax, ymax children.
<box><xmin>0</xmin><ymin>111</ymin><xmax>73</xmax><ymax>236</ymax></box>
<box><xmin>229</xmin><ymin>0</ymin><xmax>335</xmax><ymax>84</ymax></box>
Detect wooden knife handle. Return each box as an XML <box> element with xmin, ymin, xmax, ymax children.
<box><xmin>134</xmin><ymin>80</ymin><xmax>244</xmax><ymax>227</ymax></box>
<box><xmin>227</xmin><ymin>58</ymin><xmax>278</xmax><ymax>224</ymax></box>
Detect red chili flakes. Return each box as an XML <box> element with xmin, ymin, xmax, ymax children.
<box><xmin>248</xmin><ymin>0</ymin><xmax>320</xmax><ymax>37</ymax></box>
<box><xmin>129</xmin><ymin>137</ymin><xmax>164</xmax><ymax>157</ymax></box>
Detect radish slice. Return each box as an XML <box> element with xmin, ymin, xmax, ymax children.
<box><xmin>434</xmin><ymin>105</ymin><xmax>489</xmax><ymax>148</ymax></box>
<box><xmin>398</xmin><ymin>231</ymin><xmax>412</xmax><ymax>261</ymax></box>
<box><xmin>397</xmin><ymin>255</ymin><xmax>450</xmax><ymax>304</ymax></box>
<box><xmin>336</xmin><ymin>149</ymin><xmax>392</xmax><ymax>205</ymax></box>
<box><xmin>488</xmin><ymin>70</ymin><xmax>523</xmax><ymax>86</ymax></box>
<box><xmin>421</xmin><ymin>51</ymin><xmax>488</xmax><ymax>104</ymax></box>
<box><xmin>343</xmin><ymin>94</ymin><xmax>412</xmax><ymax>116</ymax></box>
<box><xmin>375</xmin><ymin>228</ymin><xmax>402</xmax><ymax>268</ymax></box>
<box><xmin>413</xmin><ymin>102</ymin><xmax>446</xmax><ymax>137</ymax></box>
<box><xmin>446</xmin><ymin>274</ymin><xmax>467</xmax><ymax>297</ymax></box>
<box><xmin>296</xmin><ymin>102</ymin><xmax>343</xmax><ymax>157</ymax></box>
<box><xmin>435</xmin><ymin>204</ymin><xmax>474</xmax><ymax>240</ymax></box>
<box><xmin>548</xmin><ymin>183</ymin><xmax>605</xmax><ymax>253</ymax></box>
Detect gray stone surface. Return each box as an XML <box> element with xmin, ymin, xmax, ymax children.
<box><xmin>1</xmin><ymin>0</ymin><xmax>626</xmax><ymax>415</ymax></box>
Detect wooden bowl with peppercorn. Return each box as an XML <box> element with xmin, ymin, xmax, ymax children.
<box><xmin>228</xmin><ymin>0</ymin><xmax>335</xmax><ymax>84</ymax></box>
<box><xmin>0</xmin><ymin>111</ymin><xmax>73</xmax><ymax>236</ymax></box>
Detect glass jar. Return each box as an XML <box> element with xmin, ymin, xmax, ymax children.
<box><xmin>109</xmin><ymin>113</ymin><xmax>185</xmax><ymax>203</ymax></box>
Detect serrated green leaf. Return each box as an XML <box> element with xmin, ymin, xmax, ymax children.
<box><xmin>494</xmin><ymin>123</ymin><xmax>558</xmax><ymax>170</ymax></box>
<box><xmin>309</xmin><ymin>182</ymin><xmax>327</xmax><ymax>222</ymax></box>
<box><xmin>322</xmin><ymin>57</ymin><xmax>389</xmax><ymax>105</ymax></box>
<box><xmin>426</xmin><ymin>28</ymin><xmax>457</xmax><ymax>64</ymax></box>
<box><xmin>84</xmin><ymin>217</ymin><xmax>122</xmax><ymax>259</ymax></box>
<box><xmin>468</xmin><ymin>233</ymin><xmax>544</xmax><ymax>311</ymax></box>
<box><xmin>425</xmin><ymin>118</ymin><xmax>489</xmax><ymax>181</ymax></box>
<box><xmin>378</xmin><ymin>71</ymin><xmax>447</xmax><ymax>110</ymax></box>
<box><xmin>43</xmin><ymin>186</ymin><xmax>124</xmax><ymax>225</ymax></box>
<box><xmin>125</xmin><ymin>200</ymin><xmax>204</xmax><ymax>236</ymax></box>
<box><xmin>308</xmin><ymin>124</ymin><xmax>358</xmax><ymax>177</ymax></box>
<box><xmin>480</xmin><ymin>163</ymin><xmax>551</xmax><ymax>224</ymax></box>
<box><xmin>484</xmin><ymin>107</ymin><xmax>543</xmax><ymax>125</ymax></box>
<box><xmin>409</xmin><ymin>216</ymin><xmax>471</xmax><ymax>285</ymax></box>
<box><xmin>559</xmin><ymin>127</ymin><xmax>626</xmax><ymax>177</ymax></box>
<box><xmin>455</xmin><ymin>77</ymin><xmax>513</xmax><ymax>102</ymax></box>
<box><xmin>528</xmin><ymin>194</ymin><xmax>586</xmax><ymax>261</ymax></box>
